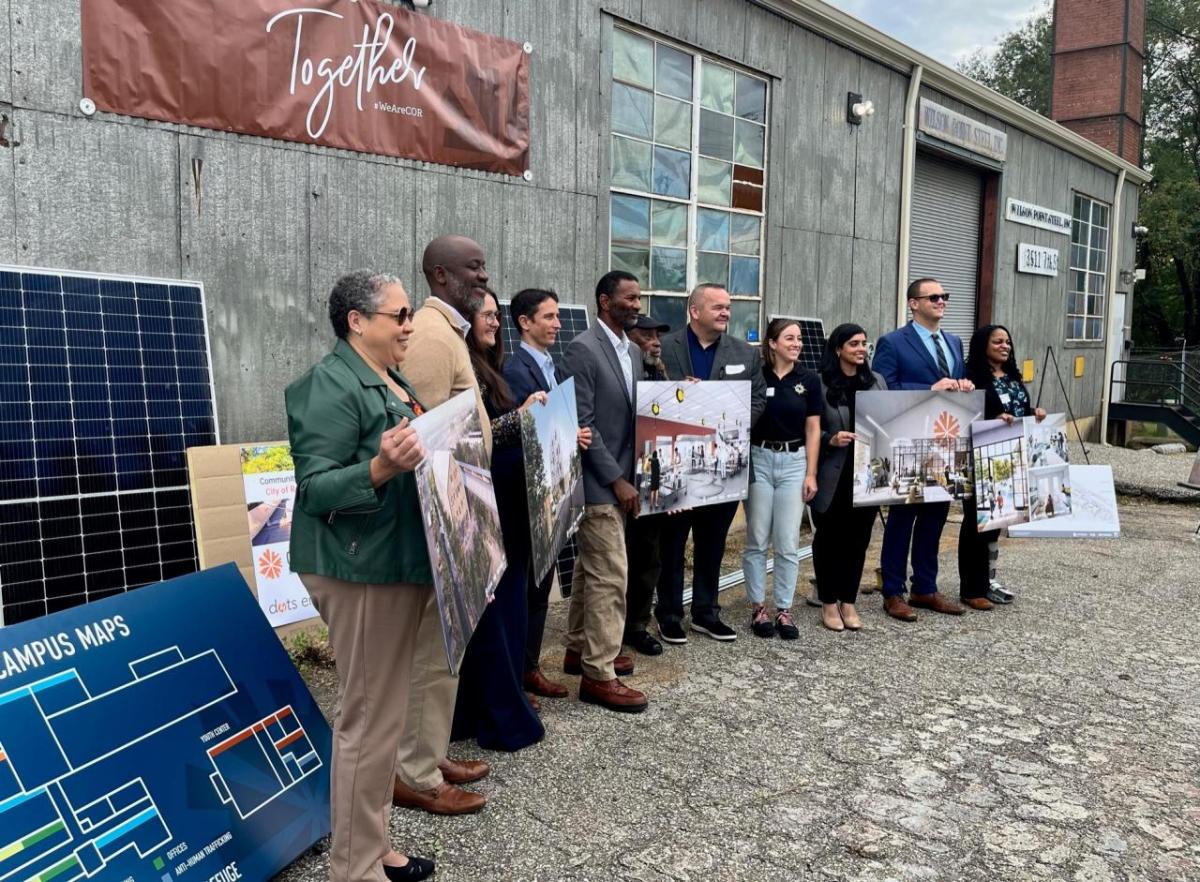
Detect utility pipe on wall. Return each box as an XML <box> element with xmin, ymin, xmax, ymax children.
<box><xmin>896</xmin><ymin>64</ymin><xmax>924</xmax><ymax>327</ymax></box>
<box><xmin>1098</xmin><ymin>167</ymin><xmax>1127</xmax><ymax>444</ymax></box>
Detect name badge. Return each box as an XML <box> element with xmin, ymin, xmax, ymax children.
<box><xmin>998</xmin><ymin>393</ymin><xmax>1011</xmax><ymax>404</ymax></box>
<box><xmin>766</xmin><ymin>387</ymin><xmax>776</xmax><ymax>398</ymax></box>
<box><xmin>725</xmin><ymin>363</ymin><xmax>746</xmax><ymax>376</ymax></box>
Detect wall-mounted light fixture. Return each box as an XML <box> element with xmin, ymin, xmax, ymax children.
<box><xmin>1132</xmin><ymin>223</ymin><xmax>1148</xmax><ymax>237</ymax></box>
<box><xmin>847</xmin><ymin>92</ymin><xmax>874</xmax><ymax>125</ymax></box>
<box><xmin>399</xmin><ymin>0</ymin><xmax>433</xmax><ymax>9</ymax></box>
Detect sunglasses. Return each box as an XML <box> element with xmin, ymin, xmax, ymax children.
<box><xmin>363</xmin><ymin>307</ymin><xmax>412</xmax><ymax>325</ymax></box>
<box><xmin>913</xmin><ymin>294</ymin><xmax>950</xmax><ymax>303</ymax></box>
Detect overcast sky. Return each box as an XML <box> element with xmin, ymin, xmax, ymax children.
<box><xmin>824</xmin><ymin>0</ymin><xmax>1050</xmax><ymax>67</ymax></box>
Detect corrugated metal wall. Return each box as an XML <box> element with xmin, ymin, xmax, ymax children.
<box><xmin>0</xmin><ymin>1</ymin><xmax>1136</xmax><ymax>442</ymax></box>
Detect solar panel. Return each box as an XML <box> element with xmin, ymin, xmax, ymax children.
<box><xmin>768</xmin><ymin>315</ymin><xmax>826</xmax><ymax>372</ymax></box>
<box><xmin>0</xmin><ymin>266</ymin><xmax>219</xmax><ymax>626</ymax></box>
<box><xmin>498</xmin><ymin>300</ymin><xmax>590</xmax><ymax>365</ymax></box>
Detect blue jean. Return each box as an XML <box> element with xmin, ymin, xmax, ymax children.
<box><xmin>742</xmin><ymin>446</ymin><xmax>808</xmax><ymax>609</ymax></box>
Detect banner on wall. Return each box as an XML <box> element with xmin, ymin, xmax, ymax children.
<box><xmin>82</xmin><ymin>0</ymin><xmax>531</xmax><ymax>175</ymax></box>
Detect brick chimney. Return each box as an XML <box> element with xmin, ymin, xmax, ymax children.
<box><xmin>1051</xmin><ymin>0</ymin><xmax>1144</xmax><ymax>165</ymax></box>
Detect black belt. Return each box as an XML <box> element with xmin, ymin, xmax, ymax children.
<box><xmin>755</xmin><ymin>439</ymin><xmax>804</xmax><ymax>452</ymax></box>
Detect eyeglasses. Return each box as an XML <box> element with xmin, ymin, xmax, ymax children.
<box><xmin>478</xmin><ymin>310</ymin><xmax>500</xmax><ymax>325</ymax></box>
<box><xmin>913</xmin><ymin>294</ymin><xmax>950</xmax><ymax>303</ymax></box>
<box><xmin>363</xmin><ymin>307</ymin><xmax>412</xmax><ymax>325</ymax></box>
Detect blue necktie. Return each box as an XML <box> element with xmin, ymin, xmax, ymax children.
<box><xmin>930</xmin><ymin>333</ymin><xmax>951</xmax><ymax>378</ymax></box>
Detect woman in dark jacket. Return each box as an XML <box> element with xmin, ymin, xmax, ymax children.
<box><xmin>285</xmin><ymin>271</ymin><xmax>434</xmax><ymax>882</ymax></box>
<box><xmin>451</xmin><ymin>290</ymin><xmax>547</xmax><ymax>751</ymax></box>
<box><xmin>959</xmin><ymin>324</ymin><xmax>1045</xmax><ymax>608</ymax></box>
<box><xmin>810</xmin><ymin>323</ymin><xmax>887</xmax><ymax>632</ymax></box>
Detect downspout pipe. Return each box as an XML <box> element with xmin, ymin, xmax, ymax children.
<box><xmin>897</xmin><ymin>64</ymin><xmax>924</xmax><ymax>327</ymax></box>
<box><xmin>1098</xmin><ymin>167</ymin><xmax>1127</xmax><ymax>444</ymax></box>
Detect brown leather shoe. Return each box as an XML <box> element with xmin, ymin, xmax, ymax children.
<box><xmin>523</xmin><ymin>667</ymin><xmax>569</xmax><ymax>698</ymax></box>
<box><xmin>392</xmin><ymin>779</ymin><xmax>485</xmax><ymax>815</ymax></box>
<box><xmin>908</xmin><ymin>592</ymin><xmax>966</xmax><ymax>615</ymax></box>
<box><xmin>438</xmin><ymin>757</ymin><xmax>490</xmax><ymax>785</ymax></box>
<box><xmin>962</xmin><ymin>597</ymin><xmax>995</xmax><ymax>611</ymax></box>
<box><xmin>579</xmin><ymin>676</ymin><xmax>648</xmax><ymax>713</ymax></box>
<box><xmin>563</xmin><ymin>649</ymin><xmax>634</xmax><ymax>677</ymax></box>
<box><xmin>883</xmin><ymin>595</ymin><xmax>918</xmax><ymax>621</ymax></box>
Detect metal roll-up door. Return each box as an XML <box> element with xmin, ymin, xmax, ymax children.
<box><xmin>909</xmin><ymin>154</ymin><xmax>983</xmax><ymax>345</ymax></box>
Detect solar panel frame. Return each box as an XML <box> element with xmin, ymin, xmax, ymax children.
<box><xmin>0</xmin><ymin>264</ymin><xmax>220</xmax><ymax>626</ymax></box>
<box><xmin>767</xmin><ymin>314</ymin><xmax>827</xmax><ymax>372</ymax></box>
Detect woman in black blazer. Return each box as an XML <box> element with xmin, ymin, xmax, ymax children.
<box><xmin>958</xmin><ymin>324</ymin><xmax>1046</xmax><ymax>608</ymax></box>
<box><xmin>810</xmin><ymin>323</ymin><xmax>887</xmax><ymax>631</ymax></box>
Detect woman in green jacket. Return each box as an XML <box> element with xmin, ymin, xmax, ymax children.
<box><xmin>285</xmin><ymin>270</ymin><xmax>435</xmax><ymax>882</ymax></box>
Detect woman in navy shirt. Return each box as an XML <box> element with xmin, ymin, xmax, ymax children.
<box><xmin>742</xmin><ymin>318</ymin><xmax>823</xmax><ymax>639</ymax></box>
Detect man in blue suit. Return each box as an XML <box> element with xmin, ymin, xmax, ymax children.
<box><xmin>872</xmin><ymin>277</ymin><xmax>976</xmax><ymax>621</ymax></box>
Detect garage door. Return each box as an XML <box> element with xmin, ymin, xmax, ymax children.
<box><xmin>910</xmin><ymin>153</ymin><xmax>983</xmax><ymax>345</ymax></box>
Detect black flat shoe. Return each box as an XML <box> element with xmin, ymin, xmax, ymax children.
<box><xmin>626</xmin><ymin>630</ymin><xmax>664</xmax><ymax>656</ymax></box>
<box><xmin>384</xmin><ymin>856</ymin><xmax>435</xmax><ymax>881</ymax></box>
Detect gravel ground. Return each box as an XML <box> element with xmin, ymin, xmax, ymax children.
<box><xmin>278</xmin><ymin>496</ymin><xmax>1200</xmax><ymax>882</ymax></box>
<box><xmin>1073</xmin><ymin>440</ymin><xmax>1200</xmax><ymax>502</ymax></box>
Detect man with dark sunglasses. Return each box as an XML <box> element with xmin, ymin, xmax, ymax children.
<box><xmin>871</xmin><ymin>277</ymin><xmax>975</xmax><ymax>622</ymax></box>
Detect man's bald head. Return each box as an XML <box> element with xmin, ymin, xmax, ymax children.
<box><xmin>422</xmin><ymin>235</ymin><xmax>490</xmax><ymax>314</ymax></box>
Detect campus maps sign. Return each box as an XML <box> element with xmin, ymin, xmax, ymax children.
<box><xmin>919</xmin><ymin>99</ymin><xmax>1008</xmax><ymax>162</ymax></box>
<box><xmin>81</xmin><ymin>0</ymin><xmax>531</xmax><ymax>175</ymax></box>
<box><xmin>0</xmin><ymin>564</ymin><xmax>331</xmax><ymax>882</ymax></box>
<box><xmin>1005</xmin><ymin>198</ymin><xmax>1073</xmax><ymax>235</ymax></box>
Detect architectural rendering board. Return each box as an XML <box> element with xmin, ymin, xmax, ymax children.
<box><xmin>634</xmin><ymin>381</ymin><xmax>751</xmax><ymax>517</ymax></box>
<box><xmin>1008</xmin><ymin>465</ymin><xmax>1120</xmax><ymax>538</ymax></box>
<box><xmin>0</xmin><ymin>563</ymin><xmax>330</xmax><ymax>882</ymax></box>
<box><xmin>970</xmin><ymin>413</ymin><xmax>1072</xmax><ymax>532</ymax></box>
<box><xmin>521</xmin><ymin>379</ymin><xmax>584</xmax><ymax>585</ymax></box>
<box><xmin>853</xmin><ymin>390</ymin><xmax>984</xmax><ymax>507</ymax></box>
<box><xmin>410</xmin><ymin>389</ymin><xmax>507</xmax><ymax>674</ymax></box>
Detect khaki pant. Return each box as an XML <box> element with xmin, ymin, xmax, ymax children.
<box><xmin>393</xmin><ymin>585</ymin><xmax>458</xmax><ymax>790</ymax></box>
<box><xmin>300</xmin><ymin>574</ymin><xmax>430</xmax><ymax>882</ymax></box>
<box><xmin>566</xmin><ymin>504</ymin><xmax>628</xmax><ymax>680</ymax></box>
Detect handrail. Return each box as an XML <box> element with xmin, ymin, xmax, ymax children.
<box><xmin>1110</xmin><ymin>358</ymin><xmax>1200</xmax><ymax>409</ymax></box>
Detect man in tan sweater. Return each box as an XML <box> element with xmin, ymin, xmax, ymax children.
<box><xmin>391</xmin><ymin>235</ymin><xmax>493</xmax><ymax>815</ymax></box>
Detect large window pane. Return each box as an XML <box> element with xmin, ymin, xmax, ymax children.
<box><xmin>700</xmin><ymin>63</ymin><xmax>735</xmax><ymax>113</ymax></box>
<box><xmin>611</xmin><ymin>194</ymin><xmax>650</xmax><ymax>244</ymax></box>
<box><xmin>652</xmin><ymin>146</ymin><xmax>691</xmax><ymax>198</ymax></box>
<box><xmin>1088</xmin><ymin>317</ymin><xmax>1103</xmax><ymax>339</ymax></box>
<box><xmin>697</xmin><ymin>252</ymin><xmax>729</xmax><ymax>288</ymax></box>
<box><xmin>729</xmin><ymin>214</ymin><xmax>761</xmax><ymax>255</ymax></box>
<box><xmin>734</xmin><ymin>120</ymin><xmax>765</xmax><ymax>168</ymax></box>
<box><xmin>612</xmin><ymin>82</ymin><xmax>653</xmax><ymax>139</ymax></box>
<box><xmin>611</xmin><ymin>247</ymin><xmax>650</xmax><ymax>287</ymax></box>
<box><xmin>697</xmin><ymin>209</ymin><xmax>730</xmax><ymax>251</ymax></box>
<box><xmin>699</xmin><ymin>110</ymin><xmax>734</xmax><ymax>160</ymax></box>
<box><xmin>648</xmin><ymin>295</ymin><xmax>688</xmax><ymax>332</ymax></box>
<box><xmin>656</xmin><ymin>44</ymin><xmax>693</xmax><ymax>99</ymax></box>
<box><xmin>614</xmin><ymin>29</ymin><xmax>654</xmax><ymax>88</ymax></box>
<box><xmin>736</xmin><ymin>74</ymin><xmax>767</xmax><ymax>123</ymax></box>
<box><xmin>611</xmin><ymin>136</ymin><xmax>652</xmax><ymax>191</ymax></box>
<box><xmin>729</xmin><ymin>256</ymin><xmax>760</xmax><ymax>295</ymax></box>
<box><xmin>1089</xmin><ymin>248</ymin><xmax>1106</xmax><ymax>273</ymax></box>
<box><xmin>729</xmin><ymin>300</ymin><xmax>760</xmax><ymax>343</ymax></box>
<box><xmin>654</xmin><ymin>95</ymin><xmax>692</xmax><ymax>150</ymax></box>
<box><xmin>651</xmin><ymin>247</ymin><xmax>688</xmax><ymax>291</ymax></box>
<box><xmin>652</xmin><ymin>201</ymin><xmax>688</xmax><ymax>247</ymax></box>
<box><xmin>698</xmin><ymin>159</ymin><xmax>732</xmax><ymax>205</ymax></box>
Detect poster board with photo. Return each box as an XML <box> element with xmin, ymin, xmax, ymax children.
<box><xmin>852</xmin><ymin>390</ymin><xmax>984</xmax><ymax>507</ymax></box>
<box><xmin>634</xmin><ymin>380</ymin><xmax>752</xmax><ymax>517</ymax></box>
<box><xmin>970</xmin><ymin>413</ymin><xmax>1072</xmax><ymax>532</ymax></box>
<box><xmin>410</xmin><ymin>389</ymin><xmax>507</xmax><ymax>674</ymax></box>
<box><xmin>1008</xmin><ymin>465</ymin><xmax>1120</xmax><ymax>538</ymax></box>
<box><xmin>521</xmin><ymin>378</ymin><xmax>585</xmax><ymax>584</ymax></box>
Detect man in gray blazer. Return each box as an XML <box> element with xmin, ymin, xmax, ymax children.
<box><xmin>561</xmin><ymin>270</ymin><xmax>648</xmax><ymax>713</ymax></box>
<box><xmin>656</xmin><ymin>283</ymin><xmax>767</xmax><ymax>644</ymax></box>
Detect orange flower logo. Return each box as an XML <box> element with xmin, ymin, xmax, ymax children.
<box><xmin>258</xmin><ymin>549</ymin><xmax>284</xmax><ymax>580</ymax></box>
<box><xmin>933</xmin><ymin>411</ymin><xmax>961</xmax><ymax>439</ymax></box>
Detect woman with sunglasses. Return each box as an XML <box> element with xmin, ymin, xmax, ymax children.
<box><xmin>286</xmin><ymin>271</ymin><xmax>435</xmax><ymax>882</ymax></box>
<box><xmin>810</xmin><ymin>323</ymin><xmax>888</xmax><ymax>631</ymax></box>
<box><xmin>450</xmin><ymin>290</ymin><xmax>549</xmax><ymax>752</ymax></box>
<box><xmin>959</xmin><ymin>324</ymin><xmax>1045</xmax><ymax>609</ymax></box>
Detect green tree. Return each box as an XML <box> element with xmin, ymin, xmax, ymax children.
<box><xmin>958</xmin><ymin>3</ymin><xmax>1053</xmax><ymax>116</ymax></box>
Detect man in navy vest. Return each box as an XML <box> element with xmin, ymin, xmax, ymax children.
<box><xmin>871</xmin><ymin>277</ymin><xmax>975</xmax><ymax>621</ymax></box>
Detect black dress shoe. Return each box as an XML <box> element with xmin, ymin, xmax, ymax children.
<box><xmin>384</xmin><ymin>856</ymin><xmax>435</xmax><ymax>881</ymax></box>
<box><xmin>625</xmin><ymin>630</ymin><xmax>664</xmax><ymax>656</ymax></box>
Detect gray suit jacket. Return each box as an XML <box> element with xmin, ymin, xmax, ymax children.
<box><xmin>659</xmin><ymin>327</ymin><xmax>767</xmax><ymax>425</ymax></box>
<box><xmin>812</xmin><ymin>370</ymin><xmax>888</xmax><ymax>513</ymax></box>
<box><xmin>563</xmin><ymin>322</ymin><xmax>644</xmax><ymax>505</ymax></box>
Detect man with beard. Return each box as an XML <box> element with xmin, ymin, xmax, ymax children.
<box><xmin>560</xmin><ymin>270</ymin><xmax>648</xmax><ymax>712</ymax></box>
<box><xmin>390</xmin><ymin>235</ymin><xmax>492</xmax><ymax>815</ymax></box>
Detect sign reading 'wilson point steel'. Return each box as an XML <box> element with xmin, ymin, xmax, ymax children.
<box><xmin>82</xmin><ymin>0</ymin><xmax>531</xmax><ymax>175</ymax></box>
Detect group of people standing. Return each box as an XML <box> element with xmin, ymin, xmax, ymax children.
<box><xmin>284</xmin><ymin>234</ymin><xmax>1042</xmax><ymax>881</ymax></box>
